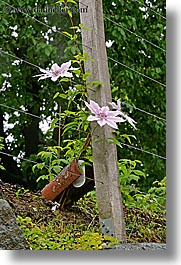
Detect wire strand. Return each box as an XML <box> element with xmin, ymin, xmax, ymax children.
<box><xmin>0</xmin><ymin>2</ymin><xmax>166</xmax><ymax>160</ymax></box>
<box><xmin>0</xmin><ymin>103</ymin><xmax>90</xmax><ymax>136</ymax></box>
<box><xmin>134</xmin><ymin>106</ymin><xmax>166</xmax><ymax>122</ymax></box>
<box><xmin>108</xmin><ymin>57</ymin><xmax>166</xmax><ymax>87</ymax></box>
<box><xmin>1</xmin><ymin>0</ymin><xmax>91</xmax><ymax>52</ymax></box>
<box><xmin>104</xmin><ymin>16</ymin><xmax>166</xmax><ymax>53</ymax></box>
<box><xmin>0</xmin><ymin>49</ymin><xmax>92</xmax><ymax>92</ymax></box>
<box><xmin>0</xmin><ymin>102</ymin><xmax>166</xmax><ymax>160</ymax></box>
<box><xmin>1</xmin><ymin>1</ymin><xmax>166</xmax><ymax>88</ymax></box>
<box><xmin>121</xmin><ymin>143</ymin><xmax>166</xmax><ymax>160</ymax></box>
<box><xmin>0</xmin><ymin>151</ymin><xmax>165</xmax><ymax>199</ymax></box>
<box><xmin>0</xmin><ymin>103</ymin><xmax>42</xmax><ymax>120</ymax></box>
<box><xmin>133</xmin><ymin>0</ymin><xmax>166</xmax><ymax>20</ymax></box>
<box><xmin>1</xmin><ymin>1</ymin><xmax>73</xmax><ymax>41</ymax></box>
<box><xmin>0</xmin><ymin>151</ymin><xmax>103</xmax><ymax>184</ymax></box>
<box><xmin>0</xmin><ymin>49</ymin><xmax>166</xmax><ymax>121</ymax></box>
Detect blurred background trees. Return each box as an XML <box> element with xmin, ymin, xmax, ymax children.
<box><xmin>0</xmin><ymin>0</ymin><xmax>166</xmax><ymax>191</ymax></box>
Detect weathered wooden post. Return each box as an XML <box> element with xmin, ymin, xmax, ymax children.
<box><xmin>79</xmin><ymin>0</ymin><xmax>126</xmax><ymax>241</ymax></box>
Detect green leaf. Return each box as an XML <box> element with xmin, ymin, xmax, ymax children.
<box><xmin>129</xmin><ymin>174</ymin><xmax>140</xmax><ymax>182</ymax></box>
<box><xmin>67</xmin><ymin>9</ymin><xmax>72</xmax><ymax>18</ymax></box>
<box><xmin>59</xmin><ymin>78</ymin><xmax>70</xmax><ymax>82</ymax></box>
<box><xmin>32</xmin><ymin>164</ymin><xmax>37</xmax><ymax>173</ymax></box>
<box><xmin>62</xmin><ymin>31</ymin><xmax>72</xmax><ymax>39</ymax></box>
<box><xmin>32</xmin><ymin>163</ymin><xmax>46</xmax><ymax>173</ymax></box>
<box><xmin>82</xmin><ymin>72</ymin><xmax>91</xmax><ymax>81</ymax></box>
<box><xmin>67</xmin><ymin>0</ymin><xmax>77</xmax><ymax>4</ymax></box>
<box><xmin>36</xmin><ymin>175</ymin><xmax>49</xmax><ymax>182</ymax></box>
<box><xmin>120</xmin><ymin>165</ymin><xmax>127</xmax><ymax>175</ymax></box>
<box><xmin>45</xmin><ymin>47</ymin><xmax>51</xmax><ymax>57</ymax></box>
<box><xmin>53</xmin><ymin>166</ymin><xmax>61</xmax><ymax>174</ymax></box>
<box><xmin>55</xmin><ymin>0</ymin><xmax>65</xmax><ymax>3</ymax></box>
<box><xmin>133</xmin><ymin>170</ymin><xmax>146</xmax><ymax>178</ymax></box>
<box><xmin>53</xmin><ymin>92</ymin><xmax>60</xmax><ymax>99</ymax></box>
<box><xmin>50</xmin><ymin>118</ymin><xmax>59</xmax><ymax>129</ymax></box>
<box><xmin>70</xmin><ymin>26</ymin><xmax>79</xmax><ymax>30</ymax></box>
<box><xmin>62</xmin><ymin>121</ymin><xmax>78</xmax><ymax>135</ymax></box>
<box><xmin>0</xmin><ymin>165</ymin><xmax>5</xmax><ymax>170</ymax></box>
<box><xmin>57</xmin><ymin>93</ymin><xmax>67</xmax><ymax>99</ymax></box>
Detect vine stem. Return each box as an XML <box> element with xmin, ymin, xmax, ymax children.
<box><xmin>58</xmin><ymin>105</ymin><xmax>62</xmax><ymax>159</ymax></box>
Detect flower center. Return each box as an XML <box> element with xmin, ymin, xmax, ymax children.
<box><xmin>54</xmin><ymin>70</ymin><xmax>60</xmax><ymax>76</ymax></box>
<box><xmin>99</xmin><ymin>112</ymin><xmax>106</xmax><ymax>119</ymax></box>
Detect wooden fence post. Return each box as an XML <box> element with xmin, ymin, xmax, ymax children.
<box><xmin>79</xmin><ymin>0</ymin><xmax>126</xmax><ymax>241</ymax></box>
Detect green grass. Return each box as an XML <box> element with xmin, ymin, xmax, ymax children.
<box><xmin>17</xmin><ymin>190</ymin><xmax>166</xmax><ymax>250</ymax></box>
<box><xmin>17</xmin><ymin>214</ymin><xmax>119</xmax><ymax>250</ymax></box>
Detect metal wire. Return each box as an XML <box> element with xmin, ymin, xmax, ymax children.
<box><xmin>0</xmin><ymin>102</ymin><xmax>166</xmax><ymax>160</ymax></box>
<box><xmin>104</xmin><ymin>16</ymin><xmax>166</xmax><ymax>53</ymax></box>
<box><xmin>0</xmin><ymin>49</ymin><xmax>166</xmax><ymax>121</ymax></box>
<box><xmin>108</xmin><ymin>57</ymin><xmax>166</xmax><ymax>87</ymax></box>
<box><xmin>0</xmin><ymin>1</ymin><xmax>166</xmax><ymax>160</ymax></box>
<box><xmin>0</xmin><ymin>150</ymin><xmax>103</xmax><ymax>184</ymax></box>
<box><xmin>1</xmin><ymin>1</ymin><xmax>166</xmax><ymax>88</ymax></box>
<box><xmin>121</xmin><ymin>143</ymin><xmax>166</xmax><ymax>160</ymax></box>
<box><xmin>133</xmin><ymin>0</ymin><xmax>166</xmax><ymax>20</ymax></box>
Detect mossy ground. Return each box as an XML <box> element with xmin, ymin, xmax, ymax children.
<box><xmin>0</xmin><ymin>180</ymin><xmax>166</xmax><ymax>250</ymax></box>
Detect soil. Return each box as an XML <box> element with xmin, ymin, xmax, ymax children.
<box><xmin>0</xmin><ymin>179</ymin><xmax>94</xmax><ymax>228</ymax></box>
<box><xmin>0</xmin><ymin>178</ymin><xmax>166</xmax><ymax>249</ymax></box>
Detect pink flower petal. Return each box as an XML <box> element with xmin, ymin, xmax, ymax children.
<box><xmin>100</xmin><ymin>106</ymin><xmax>110</xmax><ymax>114</ymax></box>
<box><xmin>39</xmin><ymin>68</ymin><xmax>50</xmax><ymax>74</ymax></box>
<box><xmin>126</xmin><ymin>116</ymin><xmax>137</xmax><ymax>129</ymax></box>
<box><xmin>85</xmin><ymin>100</ymin><xmax>100</xmax><ymax>115</ymax></box>
<box><xmin>117</xmin><ymin>99</ymin><xmax>121</xmax><ymax>109</ymax></box>
<box><xmin>60</xmin><ymin>71</ymin><xmax>73</xmax><ymax>78</ymax></box>
<box><xmin>87</xmin><ymin>115</ymin><xmax>100</xmax><ymax>121</ymax></box>
<box><xmin>38</xmin><ymin>74</ymin><xmax>52</xmax><ymax>80</ymax></box>
<box><xmin>107</xmin><ymin>116</ymin><xmax>126</xmax><ymax>123</ymax></box>
<box><xmin>107</xmin><ymin>110</ymin><xmax>122</xmax><ymax>117</ymax></box>
<box><xmin>34</xmin><ymin>61</ymin><xmax>75</xmax><ymax>82</ymax></box>
<box><xmin>108</xmin><ymin>99</ymin><xmax>122</xmax><ymax>111</ymax></box>
<box><xmin>108</xmin><ymin>102</ymin><xmax>117</xmax><ymax>109</ymax></box>
<box><xmin>105</xmin><ymin>120</ymin><xmax>118</xmax><ymax>129</ymax></box>
<box><xmin>51</xmin><ymin>63</ymin><xmax>61</xmax><ymax>73</ymax></box>
<box><xmin>97</xmin><ymin>119</ymin><xmax>107</xmax><ymax>127</ymax></box>
<box><xmin>60</xmin><ymin>61</ymin><xmax>71</xmax><ymax>73</ymax></box>
<box><xmin>70</xmin><ymin>67</ymin><xmax>79</xmax><ymax>71</ymax></box>
<box><xmin>51</xmin><ymin>75</ymin><xmax>60</xmax><ymax>82</ymax></box>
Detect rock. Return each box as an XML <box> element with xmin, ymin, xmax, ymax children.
<box><xmin>0</xmin><ymin>199</ymin><xmax>29</xmax><ymax>250</ymax></box>
<box><xmin>103</xmin><ymin>243</ymin><xmax>166</xmax><ymax>251</ymax></box>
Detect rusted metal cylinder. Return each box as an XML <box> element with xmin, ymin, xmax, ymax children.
<box><xmin>41</xmin><ymin>159</ymin><xmax>82</xmax><ymax>201</ymax></box>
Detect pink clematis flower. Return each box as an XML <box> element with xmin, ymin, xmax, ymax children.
<box><xmin>108</xmin><ymin>99</ymin><xmax>137</xmax><ymax>129</ymax></box>
<box><xmin>34</xmin><ymin>61</ymin><xmax>75</xmax><ymax>82</ymax></box>
<box><xmin>85</xmin><ymin>100</ymin><xmax>125</xmax><ymax>129</ymax></box>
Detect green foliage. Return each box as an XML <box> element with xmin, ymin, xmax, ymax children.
<box><xmin>0</xmin><ymin>0</ymin><xmax>166</xmax><ymax>249</ymax></box>
<box><xmin>78</xmin><ymin>159</ymin><xmax>166</xmax><ymax>215</ymax></box>
<box><xmin>32</xmin><ymin>146</ymin><xmax>64</xmax><ymax>183</ymax></box>
<box><xmin>0</xmin><ymin>0</ymin><xmax>165</xmax><ymax>194</ymax></box>
<box><xmin>118</xmin><ymin>159</ymin><xmax>166</xmax><ymax>213</ymax></box>
<box><xmin>133</xmin><ymin>177</ymin><xmax>166</xmax><ymax>213</ymax></box>
<box><xmin>78</xmin><ymin>232</ymin><xmax>119</xmax><ymax>250</ymax></box>
<box><xmin>15</xmin><ymin>169</ymin><xmax>166</xmax><ymax>250</ymax></box>
<box><xmin>119</xmin><ymin>159</ymin><xmax>146</xmax><ymax>186</ymax></box>
<box><xmin>76</xmin><ymin>190</ymin><xmax>99</xmax><ymax>217</ymax></box>
<box><xmin>76</xmin><ymin>184</ymin><xmax>166</xmax><ymax>243</ymax></box>
<box><xmin>125</xmin><ymin>207</ymin><xmax>166</xmax><ymax>243</ymax></box>
<box><xmin>15</xmin><ymin>187</ymin><xmax>29</xmax><ymax>198</ymax></box>
<box><xmin>32</xmin><ymin>136</ymin><xmax>93</xmax><ymax>186</ymax></box>
<box><xmin>17</xmin><ymin>214</ymin><xmax>118</xmax><ymax>250</ymax></box>
<box><xmin>0</xmin><ymin>138</ymin><xmax>5</xmax><ymax>170</ymax></box>
<box><xmin>103</xmin><ymin>0</ymin><xmax>166</xmax><ymax>187</ymax></box>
